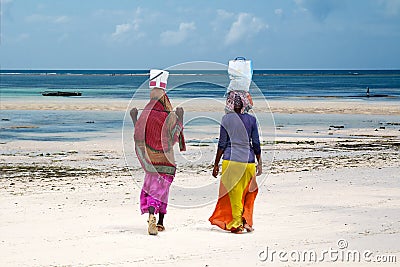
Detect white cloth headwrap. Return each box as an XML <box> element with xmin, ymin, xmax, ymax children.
<box><xmin>149</xmin><ymin>69</ymin><xmax>169</xmax><ymax>89</ymax></box>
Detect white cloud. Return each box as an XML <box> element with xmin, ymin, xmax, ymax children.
<box><xmin>225</xmin><ymin>13</ymin><xmax>268</xmax><ymax>45</ymax></box>
<box><xmin>211</xmin><ymin>9</ymin><xmax>234</xmax><ymax>32</ymax></box>
<box><xmin>112</xmin><ymin>23</ymin><xmax>132</xmax><ymax>37</ymax></box>
<box><xmin>160</xmin><ymin>22</ymin><xmax>196</xmax><ymax>46</ymax></box>
<box><xmin>111</xmin><ymin>19</ymin><xmax>142</xmax><ymax>41</ymax></box>
<box><xmin>110</xmin><ymin>7</ymin><xmax>144</xmax><ymax>42</ymax></box>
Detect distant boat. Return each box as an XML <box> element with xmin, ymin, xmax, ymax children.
<box><xmin>366</xmin><ymin>94</ymin><xmax>389</xmax><ymax>97</ymax></box>
<box><xmin>348</xmin><ymin>94</ymin><xmax>389</xmax><ymax>98</ymax></box>
<box><xmin>41</xmin><ymin>91</ymin><xmax>82</xmax><ymax>96</ymax></box>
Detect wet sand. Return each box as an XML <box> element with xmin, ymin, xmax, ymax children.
<box><xmin>2</xmin><ymin>98</ymin><xmax>400</xmax><ymax>115</ymax></box>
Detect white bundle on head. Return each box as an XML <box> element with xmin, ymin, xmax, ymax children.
<box><xmin>149</xmin><ymin>69</ymin><xmax>169</xmax><ymax>90</ymax></box>
<box><xmin>227</xmin><ymin>57</ymin><xmax>253</xmax><ymax>93</ymax></box>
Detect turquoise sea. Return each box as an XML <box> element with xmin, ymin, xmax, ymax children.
<box><xmin>1</xmin><ymin>69</ymin><xmax>399</xmax><ymax>99</ymax></box>
<box><xmin>1</xmin><ymin>69</ymin><xmax>399</xmax><ymax>142</ymax></box>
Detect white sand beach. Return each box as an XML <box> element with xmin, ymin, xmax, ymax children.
<box><xmin>1</xmin><ymin>99</ymin><xmax>399</xmax><ymax>266</ymax></box>
<box><xmin>2</xmin><ymin>98</ymin><xmax>400</xmax><ymax>115</ymax></box>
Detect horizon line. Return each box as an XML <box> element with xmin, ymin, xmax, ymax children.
<box><xmin>1</xmin><ymin>68</ymin><xmax>400</xmax><ymax>71</ymax></box>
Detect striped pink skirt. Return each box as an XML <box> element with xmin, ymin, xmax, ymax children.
<box><xmin>140</xmin><ymin>172</ymin><xmax>174</xmax><ymax>214</ymax></box>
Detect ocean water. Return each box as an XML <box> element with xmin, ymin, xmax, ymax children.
<box><xmin>1</xmin><ymin>69</ymin><xmax>399</xmax><ymax>100</ymax></box>
<box><xmin>1</xmin><ymin>69</ymin><xmax>399</xmax><ymax>143</ymax></box>
<box><xmin>0</xmin><ymin>110</ymin><xmax>124</xmax><ymax>142</ymax></box>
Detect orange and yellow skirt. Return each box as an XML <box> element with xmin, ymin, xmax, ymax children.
<box><xmin>209</xmin><ymin>160</ymin><xmax>258</xmax><ymax>232</ymax></box>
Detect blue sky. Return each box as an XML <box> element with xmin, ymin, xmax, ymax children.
<box><xmin>1</xmin><ymin>0</ymin><xmax>399</xmax><ymax>69</ymax></box>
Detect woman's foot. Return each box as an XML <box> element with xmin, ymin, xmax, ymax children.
<box><xmin>157</xmin><ymin>224</ymin><xmax>165</xmax><ymax>232</ymax></box>
<box><xmin>147</xmin><ymin>214</ymin><xmax>158</xmax><ymax>235</ymax></box>
<box><xmin>157</xmin><ymin>213</ymin><xmax>165</xmax><ymax>232</ymax></box>
<box><xmin>242</xmin><ymin>219</ymin><xmax>254</xmax><ymax>232</ymax></box>
<box><xmin>244</xmin><ymin>223</ymin><xmax>254</xmax><ymax>232</ymax></box>
<box><xmin>230</xmin><ymin>226</ymin><xmax>244</xmax><ymax>234</ymax></box>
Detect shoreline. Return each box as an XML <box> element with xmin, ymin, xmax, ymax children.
<box><xmin>1</xmin><ymin>98</ymin><xmax>400</xmax><ymax>115</ymax></box>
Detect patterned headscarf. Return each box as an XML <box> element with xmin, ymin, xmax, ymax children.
<box><xmin>225</xmin><ymin>90</ymin><xmax>253</xmax><ymax>114</ymax></box>
<box><xmin>234</xmin><ymin>94</ymin><xmax>243</xmax><ymax>108</ymax></box>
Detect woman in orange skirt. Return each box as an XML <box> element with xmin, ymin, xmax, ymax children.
<box><xmin>209</xmin><ymin>93</ymin><xmax>262</xmax><ymax>233</ymax></box>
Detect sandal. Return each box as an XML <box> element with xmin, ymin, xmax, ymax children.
<box><xmin>157</xmin><ymin>224</ymin><xmax>165</xmax><ymax>232</ymax></box>
<box><xmin>147</xmin><ymin>214</ymin><xmax>158</xmax><ymax>235</ymax></box>
<box><xmin>231</xmin><ymin>226</ymin><xmax>244</xmax><ymax>234</ymax></box>
<box><xmin>244</xmin><ymin>223</ymin><xmax>254</xmax><ymax>232</ymax></box>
